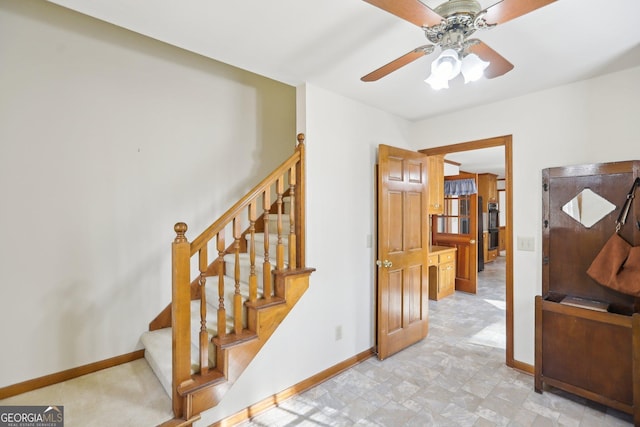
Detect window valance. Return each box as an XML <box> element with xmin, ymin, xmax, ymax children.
<box><xmin>444</xmin><ymin>178</ymin><xmax>478</xmax><ymax>196</ymax></box>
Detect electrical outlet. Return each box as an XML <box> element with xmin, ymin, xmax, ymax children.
<box><xmin>335</xmin><ymin>325</ymin><xmax>343</xmax><ymax>341</ymax></box>
<box><xmin>517</xmin><ymin>236</ymin><xmax>535</xmax><ymax>252</ymax></box>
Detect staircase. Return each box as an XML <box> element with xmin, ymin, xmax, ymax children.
<box><xmin>142</xmin><ymin>135</ymin><xmax>313</xmax><ymax>426</ymax></box>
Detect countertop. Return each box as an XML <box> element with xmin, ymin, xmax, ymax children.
<box><xmin>430</xmin><ymin>245</ymin><xmax>456</xmax><ymax>254</ymax></box>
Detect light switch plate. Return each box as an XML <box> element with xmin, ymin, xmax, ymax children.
<box><xmin>517</xmin><ymin>236</ymin><xmax>535</xmax><ymax>251</ymax></box>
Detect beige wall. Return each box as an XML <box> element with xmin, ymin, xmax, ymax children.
<box><xmin>0</xmin><ymin>0</ymin><xmax>295</xmax><ymax>388</ymax></box>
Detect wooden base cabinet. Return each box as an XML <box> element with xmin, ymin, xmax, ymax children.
<box><xmin>536</xmin><ymin>161</ymin><xmax>640</xmax><ymax>426</ymax></box>
<box><xmin>482</xmin><ymin>231</ymin><xmax>498</xmax><ymax>263</ymax></box>
<box><xmin>428</xmin><ymin>246</ymin><xmax>456</xmax><ymax>301</ymax></box>
<box><xmin>535</xmin><ymin>296</ymin><xmax>640</xmax><ymax>422</ymax></box>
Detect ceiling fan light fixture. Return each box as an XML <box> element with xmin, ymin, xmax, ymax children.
<box><xmin>424</xmin><ymin>73</ymin><xmax>449</xmax><ymax>90</ymax></box>
<box><xmin>461</xmin><ymin>53</ymin><xmax>490</xmax><ymax>83</ymax></box>
<box><xmin>425</xmin><ymin>48</ymin><xmax>461</xmax><ymax>90</ymax></box>
<box><xmin>431</xmin><ymin>48</ymin><xmax>462</xmax><ymax>80</ymax></box>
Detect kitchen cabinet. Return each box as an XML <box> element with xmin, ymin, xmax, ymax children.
<box><xmin>477</xmin><ymin>173</ymin><xmax>497</xmax><ymax>211</ymax></box>
<box><xmin>499</xmin><ymin>226</ymin><xmax>506</xmax><ymax>252</ymax></box>
<box><xmin>428</xmin><ymin>245</ymin><xmax>457</xmax><ymax>300</ymax></box>
<box><xmin>483</xmin><ymin>231</ymin><xmax>497</xmax><ymax>263</ymax></box>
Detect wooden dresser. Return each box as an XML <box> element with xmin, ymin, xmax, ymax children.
<box><xmin>428</xmin><ymin>245</ymin><xmax>457</xmax><ymax>300</ymax></box>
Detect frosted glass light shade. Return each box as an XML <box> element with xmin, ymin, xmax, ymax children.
<box><xmin>432</xmin><ymin>49</ymin><xmax>461</xmax><ymax>80</ymax></box>
<box><xmin>461</xmin><ymin>53</ymin><xmax>490</xmax><ymax>83</ymax></box>
<box><xmin>424</xmin><ymin>74</ymin><xmax>449</xmax><ymax>90</ymax></box>
<box><xmin>425</xmin><ymin>48</ymin><xmax>461</xmax><ymax>90</ymax></box>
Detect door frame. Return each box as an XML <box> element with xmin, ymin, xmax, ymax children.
<box><xmin>420</xmin><ymin>135</ymin><xmax>526</xmax><ymax>373</ymax></box>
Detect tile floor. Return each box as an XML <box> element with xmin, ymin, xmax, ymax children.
<box><xmin>0</xmin><ymin>256</ymin><xmax>634</xmax><ymax>426</ymax></box>
<box><xmin>237</xmin><ymin>257</ymin><xmax>633</xmax><ymax>427</ymax></box>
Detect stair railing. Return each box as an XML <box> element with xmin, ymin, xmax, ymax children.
<box><xmin>170</xmin><ymin>134</ymin><xmax>307</xmax><ymax>417</ymax></box>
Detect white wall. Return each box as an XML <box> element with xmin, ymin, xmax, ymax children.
<box><xmin>198</xmin><ymin>83</ymin><xmax>412</xmax><ymax>424</ymax></box>
<box><xmin>4</xmin><ymin>0</ymin><xmax>639</xmax><ymax>421</ymax></box>
<box><xmin>409</xmin><ymin>65</ymin><xmax>640</xmax><ymax>365</ymax></box>
<box><xmin>303</xmin><ymin>82</ymin><xmax>414</xmax><ymax>360</ymax></box>
<box><xmin>0</xmin><ymin>0</ymin><xmax>295</xmax><ymax>387</ymax></box>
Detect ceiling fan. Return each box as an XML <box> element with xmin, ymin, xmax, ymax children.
<box><xmin>361</xmin><ymin>0</ymin><xmax>557</xmax><ymax>89</ymax></box>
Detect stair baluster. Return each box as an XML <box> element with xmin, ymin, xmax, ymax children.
<box><xmin>276</xmin><ymin>177</ymin><xmax>285</xmax><ymax>271</ymax></box>
<box><xmin>248</xmin><ymin>201</ymin><xmax>258</xmax><ymax>303</ymax></box>
<box><xmin>288</xmin><ymin>164</ymin><xmax>297</xmax><ymax>269</ymax></box>
<box><xmin>216</xmin><ymin>231</ymin><xmax>226</xmax><ymax>339</ymax></box>
<box><xmin>262</xmin><ymin>189</ymin><xmax>272</xmax><ymax>299</ymax></box>
<box><xmin>232</xmin><ymin>217</ymin><xmax>242</xmax><ymax>335</ymax></box>
<box><xmin>198</xmin><ymin>247</ymin><xmax>208</xmax><ymax>374</ymax></box>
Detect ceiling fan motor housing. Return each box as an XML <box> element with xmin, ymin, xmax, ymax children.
<box><xmin>433</xmin><ymin>0</ymin><xmax>482</xmax><ymax>17</ymax></box>
<box><xmin>426</xmin><ymin>0</ymin><xmax>483</xmax><ymax>48</ymax></box>
<box><xmin>361</xmin><ymin>0</ymin><xmax>558</xmax><ymax>82</ymax></box>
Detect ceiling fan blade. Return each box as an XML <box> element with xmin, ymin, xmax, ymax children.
<box><xmin>361</xmin><ymin>45</ymin><xmax>434</xmax><ymax>82</ymax></box>
<box><xmin>482</xmin><ymin>0</ymin><xmax>557</xmax><ymax>25</ymax></box>
<box><xmin>467</xmin><ymin>41</ymin><xmax>514</xmax><ymax>79</ymax></box>
<box><xmin>362</xmin><ymin>0</ymin><xmax>443</xmax><ymax>28</ymax></box>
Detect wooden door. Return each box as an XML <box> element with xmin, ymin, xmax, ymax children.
<box><xmin>376</xmin><ymin>145</ymin><xmax>429</xmax><ymax>360</ymax></box>
<box><xmin>432</xmin><ymin>173</ymin><xmax>478</xmax><ymax>294</ymax></box>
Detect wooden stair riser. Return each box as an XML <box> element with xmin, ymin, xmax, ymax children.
<box><xmin>157</xmin><ymin>414</ymin><xmax>201</xmax><ymax>427</ymax></box>
<box><xmin>247</xmin><ymin>270</ymin><xmax>311</xmax><ymax>336</ymax></box>
<box><xmin>150</xmin><ymin>139</ymin><xmax>309</xmax><ymax>423</ymax></box>
<box><xmin>179</xmin><ymin>269</ymin><xmax>313</xmax><ymax>417</ymax></box>
<box><xmin>184</xmin><ymin>381</ymin><xmax>231</xmax><ymax>421</ymax></box>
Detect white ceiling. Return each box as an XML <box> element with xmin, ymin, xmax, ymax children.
<box><xmin>446</xmin><ymin>146</ymin><xmax>505</xmax><ymax>178</ymax></box>
<box><xmin>47</xmin><ymin>0</ymin><xmax>640</xmax><ymax>122</ymax></box>
<box><xmin>45</xmin><ymin>0</ymin><xmax>640</xmax><ymax>175</ymax></box>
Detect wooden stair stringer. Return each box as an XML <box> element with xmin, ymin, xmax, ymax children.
<box><xmin>177</xmin><ymin>267</ymin><xmax>314</xmax><ymax>418</ymax></box>
<box><xmin>157</xmin><ymin>414</ymin><xmax>201</xmax><ymax>427</ymax></box>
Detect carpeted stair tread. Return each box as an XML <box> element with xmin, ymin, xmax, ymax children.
<box><xmin>142</xmin><ymin>227</ymin><xmax>294</xmax><ymax>399</ymax></box>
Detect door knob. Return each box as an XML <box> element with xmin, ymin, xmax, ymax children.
<box><xmin>470</xmin><ymin>239</ymin><xmax>476</xmax><ymax>244</ymax></box>
<box><xmin>376</xmin><ymin>260</ymin><xmax>393</xmax><ymax>268</ymax></box>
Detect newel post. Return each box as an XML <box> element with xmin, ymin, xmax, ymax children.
<box><xmin>295</xmin><ymin>133</ymin><xmax>306</xmax><ymax>269</ymax></box>
<box><xmin>171</xmin><ymin>222</ymin><xmax>191</xmax><ymax>417</ymax></box>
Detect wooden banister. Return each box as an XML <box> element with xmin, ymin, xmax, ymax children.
<box><xmin>189</xmin><ymin>141</ymin><xmax>304</xmax><ymax>256</ymax></box>
<box><xmin>294</xmin><ymin>133</ymin><xmax>306</xmax><ymax>268</ymax></box>
<box><xmin>171</xmin><ymin>222</ymin><xmax>192</xmax><ymax>418</ymax></box>
<box><xmin>169</xmin><ymin>134</ymin><xmax>307</xmax><ymax>419</ymax></box>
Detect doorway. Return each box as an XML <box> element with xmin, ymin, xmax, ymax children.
<box><xmin>420</xmin><ymin>135</ymin><xmax>524</xmax><ymax>372</ymax></box>
<box><xmin>432</xmin><ymin>173</ymin><xmax>479</xmax><ymax>294</ymax></box>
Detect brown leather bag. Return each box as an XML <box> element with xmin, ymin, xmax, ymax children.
<box><xmin>587</xmin><ymin>177</ymin><xmax>640</xmax><ymax>296</ymax></box>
